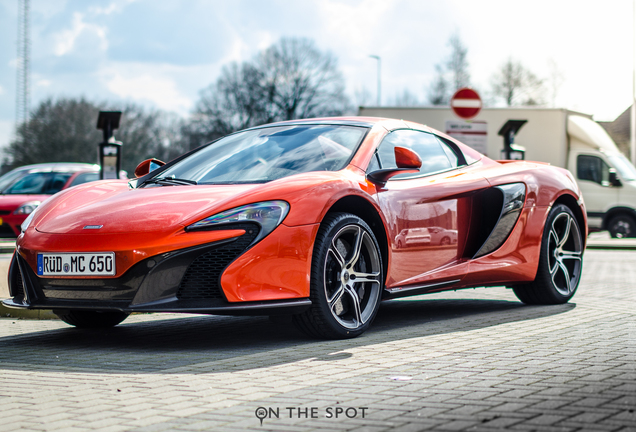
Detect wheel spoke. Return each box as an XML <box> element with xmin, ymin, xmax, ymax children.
<box><xmin>328</xmin><ymin>283</ymin><xmax>345</xmax><ymax>308</ymax></box>
<box><xmin>350</xmin><ymin>270</ymin><xmax>381</xmax><ymax>285</ymax></box>
<box><xmin>560</xmin><ymin>250</ymin><xmax>582</xmax><ymax>261</ymax></box>
<box><xmin>557</xmin><ymin>215</ymin><xmax>571</xmax><ymax>247</ymax></box>
<box><xmin>345</xmin><ymin>226</ymin><xmax>364</xmax><ymax>269</ymax></box>
<box><xmin>344</xmin><ymin>285</ymin><xmax>363</xmax><ymax>325</ymax></box>
<box><xmin>328</xmin><ymin>244</ymin><xmax>345</xmax><ymax>268</ymax></box>
<box><xmin>556</xmin><ymin>258</ymin><xmax>571</xmax><ymax>293</ymax></box>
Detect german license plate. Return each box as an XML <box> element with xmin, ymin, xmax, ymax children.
<box><xmin>37</xmin><ymin>252</ymin><xmax>116</xmax><ymax>276</ymax></box>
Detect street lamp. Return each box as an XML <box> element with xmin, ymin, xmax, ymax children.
<box><xmin>369</xmin><ymin>55</ymin><xmax>381</xmax><ymax>106</ymax></box>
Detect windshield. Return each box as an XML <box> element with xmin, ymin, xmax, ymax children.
<box><xmin>0</xmin><ymin>169</ymin><xmax>29</xmax><ymax>192</ymax></box>
<box><xmin>608</xmin><ymin>154</ymin><xmax>636</xmax><ymax>181</ymax></box>
<box><xmin>151</xmin><ymin>125</ymin><xmax>367</xmax><ymax>185</ymax></box>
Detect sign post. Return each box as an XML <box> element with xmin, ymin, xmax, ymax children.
<box><xmin>447</xmin><ymin>88</ymin><xmax>487</xmax><ymax>155</ymax></box>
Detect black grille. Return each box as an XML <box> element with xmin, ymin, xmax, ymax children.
<box><xmin>12</xmin><ymin>265</ymin><xmax>25</xmax><ymax>301</ymax></box>
<box><xmin>177</xmin><ymin>224</ymin><xmax>259</xmax><ymax>300</ymax></box>
<box><xmin>0</xmin><ymin>210</ymin><xmax>11</xmax><ymax>215</ymax></box>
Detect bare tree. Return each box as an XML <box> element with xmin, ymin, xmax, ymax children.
<box><xmin>427</xmin><ymin>32</ymin><xmax>471</xmax><ymax>105</ymax></box>
<box><xmin>428</xmin><ymin>64</ymin><xmax>449</xmax><ymax>105</ymax></box>
<box><xmin>547</xmin><ymin>58</ymin><xmax>565</xmax><ymax>107</ymax></box>
<box><xmin>446</xmin><ymin>32</ymin><xmax>470</xmax><ymax>91</ymax></box>
<box><xmin>392</xmin><ymin>89</ymin><xmax>420</xmax><ymax>107</ymax></box>
<box><xmin>185</xmin><ymin>37</ymin><xmax>350</xmax><ymax>147</ymax></box>
<box><xmin>6</xmin><ymin>98</ymin><xmax>177</xmax><ymax>174</ymax></box>
<box><xmin>491</xmin><ymin>58</ymin><xmax>546</xmax><ymax>106</ymax></box>
<box><xmin>257</xmin><ymin>37</ymin><xmax>349</xmax><ymax>121</ymax></box>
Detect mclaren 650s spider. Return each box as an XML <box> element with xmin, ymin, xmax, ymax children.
<box><xmin>5</xmin><ymin>117</ymin><xmax>586</xmax><ymax>339</ymax></box>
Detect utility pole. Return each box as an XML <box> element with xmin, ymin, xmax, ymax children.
<box><xmin>632</xmin><ymin>0</ymin><xmax>636</xmax><ymax>164</ymax></box>
<box><xmin>369</xmin><ymin>55</ymin><xmax>381</xmax><ymax>106</ymax></box>
<box><xmin>16</xmin><ymin>0</ymin><xmax>30</xmax><ymax>140</ymax></box>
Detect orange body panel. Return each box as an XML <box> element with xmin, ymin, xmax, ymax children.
<box><xmin>8</xmin><ymin>116</ymin><xmax>587</xmax><ymax>313</ymax></box>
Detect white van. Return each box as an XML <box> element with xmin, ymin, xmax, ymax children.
<box><xmin>358</xmin><ymin>107</ymin><xmax>636</xmax><ymax>238</ymax></box>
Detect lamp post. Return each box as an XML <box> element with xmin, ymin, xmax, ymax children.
<box><xmin>369</xmin><ymin>55</ymin><xmax>381</xmax><ymax>106</ymax></box>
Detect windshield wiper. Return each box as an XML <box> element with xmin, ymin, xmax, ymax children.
<box><xmin>143</xmin><ymin>176</ymin><xmax>198</xmax><ymax>187</ymax></box>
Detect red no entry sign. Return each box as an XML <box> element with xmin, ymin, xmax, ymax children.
<box><xmin>450</xmin><ymin>88</ymin><xmax>482</xmax><ymax>119</ymax></box>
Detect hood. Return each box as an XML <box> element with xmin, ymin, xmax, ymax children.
<box><xmin>0</xmin><ymin>194</ymin><xmax>50</xmax><ymax>212</ymax></box>
<box><xmin>34</xmin><ymin>181</ymin><xmax>259</xmax><ymax>234</ymax></box>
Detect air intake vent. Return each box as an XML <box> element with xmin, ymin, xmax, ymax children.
<box><xmin>177</xmin><ymin>223</ymin><xmax>259</xmax><ymax>300</ymax></box>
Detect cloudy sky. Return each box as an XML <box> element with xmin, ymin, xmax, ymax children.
<box><xmin>0</xmin><ymin>0</ymin><xmax>633</xmax><ymax>153</ymax></box>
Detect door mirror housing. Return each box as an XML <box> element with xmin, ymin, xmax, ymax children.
<box><xmin>609</xmin><ymin>168</ymin><xmax>622</xmax><ymax>187</ymax></box>
<box><xmin>367</xmin><ymin>146</ymin><xmax>422</xmax><ymax>184</ymax></box>
<box><xmin>394</xmin><ymin>146</ymin><xmax>422</xmax><ymax>169</ymax></box>
<box><xmin>134</xmin><ymin>158</ymin><xmax>165</xmax><ymax>178</ymax></box>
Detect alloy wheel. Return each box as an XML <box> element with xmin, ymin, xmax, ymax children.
<box><xmin>324</xmin><ymin>224</ymin><xmax>382</xmax><ymax>329</ymax></box>
<box><xmin>547</xmin><ymin>212</ymin><xmax>583</xmax><ymax>296</ymax></box>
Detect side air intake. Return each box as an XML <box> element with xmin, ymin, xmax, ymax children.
<box><xmin>474</xmin><ymin>183</ymin><xmax>526</xmax><ymax>258</ymax></box>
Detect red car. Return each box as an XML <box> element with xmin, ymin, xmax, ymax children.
<box><xmin>4</xmin><ymin>118</ymin><xmax>586</xmax><ymax>339</ymax></box>
<box><xmin>0</xmin><ymin>163</ymin><xmax>100</xmax><ymax>237</ymax></box>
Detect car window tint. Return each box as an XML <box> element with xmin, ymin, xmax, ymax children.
<box><xmin>43</xmin><ymin>173</ymin><xmax>73</xmax><ymax>194</ymax></box>
<box><xmin>69</xmin><ymin>172</ymin><xmax>99</xmax><ymax>187</ymax></box>
<box><xmin>4</xmin><ymin>172</ymin><xmax>54</xmax><ymax>194</ymax></box>
<box><xmin>376</xmin><ymin>130</ymin><xmax>453</xmax><ymax>179</ymax></box>
<box><xmin>577</xmin><ymin>155</ymin><xmax>610</xmax><ymax>185</ymax></box>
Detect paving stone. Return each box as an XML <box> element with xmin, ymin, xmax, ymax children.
<box><xmin>0</xmin><ymin>250</ymin><xmax>634</xmax><ymax>431</ymax></box>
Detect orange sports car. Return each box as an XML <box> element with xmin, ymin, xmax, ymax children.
<box><xmin>4</xmin><ymin>117</ymin><xmax>586</xmax><ymax>339</ymax></box>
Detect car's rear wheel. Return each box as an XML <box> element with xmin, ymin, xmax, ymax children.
<box><xmin>607</xmin><ymin>213</ymin><xmax>636</xmax><ymax>238</ymax></box>
<box><xmin>293</xmin><ymin>213</ymin><xmax>384</xmax><ymax>339</ymax></box>
<box><xmin>54</xmin><ymin>310</ymin><xmax>129</xmax><ymax>328</ymax></box>
<box><xmin>513</xmin><ymin>204</ymin><xmax>583</xmax><ymax>304</ymax></box>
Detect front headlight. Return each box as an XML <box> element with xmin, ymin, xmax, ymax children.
<box><xmin>20</xmin><ymin>207</ymin><xmax>39</xmax><ymax>232</ymax></box>
<box><xmin>14</xmin><ymin>201</ymin><xmax>41</xmax><ymax>215</ymax></box>
<box><xmin>187</xmin><ymin>200</ymin><xmax>289</xmax><ymax>243</ymax></box>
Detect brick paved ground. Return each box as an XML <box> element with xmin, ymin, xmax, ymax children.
<box><xmin>0</xmin><ymin>249</ymin><xmax>634</xmax><ymax>432</ymax></box>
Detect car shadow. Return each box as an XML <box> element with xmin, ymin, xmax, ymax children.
<box><xmin>0</xmin><ymin>297</ymin><xmax>575</xmax><ymax>374</ymax></box>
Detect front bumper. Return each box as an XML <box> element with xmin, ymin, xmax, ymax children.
<box><xmin>4</xmin><ymin>223</ymin><xmax>311</xmax><ymax>316</ymax></box>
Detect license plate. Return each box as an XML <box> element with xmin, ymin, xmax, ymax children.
<box><xmin>37</xmin><ymin>252</ymin><xmax>116</xmax><ymax>276</ymax></box>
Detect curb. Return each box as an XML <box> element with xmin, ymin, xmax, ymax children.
<box><xmin>0</xmin><ymin>304</ymin><xmax>58</xmax><ymax>319</ymax></box>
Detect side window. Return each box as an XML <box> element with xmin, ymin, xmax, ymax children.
<box><xmin>68</xmin><ymin>172</ymin><xmax>99</xmax><ymax>188</ymax></box>
<box><xmin>374</xmin><ymin>130</ymin><xmax>454</xmax><ymax>179</ymax></box>
<box><xmin>43</xmin><ymin>173</ymin><xmax>73</xmax><ymax>194</ymax></box>
<box><xmin>577</xmin><ymin>155</ymin><xmax>610</xmax><ymax>185</ymax></box>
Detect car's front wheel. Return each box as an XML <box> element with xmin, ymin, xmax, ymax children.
<box><xmin>513</xmin><ymin>204</ymin><xmax>583</xmax><ymax>304</ymax></box>
<box><xmin>293</xmin><ymin>213</ymin><xmax>384</xmax><ymax>339</ymax></box>
<box><xmin>54</xmin><ymin>310</ymin><xmax>129</xmax><ymax>328</ymax></box>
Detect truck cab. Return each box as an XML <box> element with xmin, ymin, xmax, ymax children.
<box><xmin>568</xmin><ymin>115</ymin><xmax>636</xmax><ymax>238</ymax></box>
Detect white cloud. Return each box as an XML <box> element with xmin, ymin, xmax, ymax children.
<box><xmin>0</xmin><ymin>85</ymin><xmax>4</xmax><ymax>95</ymax></box>
<box><xmin>105</xmin><ymin>72</ymin><xmax>192</xmax><ymax>113</ymax></box>
<box><xmin>89</xmin><ymin>0</ymin><xmax>137</xmax><ymax>16</ymax></box>
<box><xmin>35</xmin><ymin>79</ymin><xmax>52</xmax><ymax>88</ymax></box>
<box><xmin>54</xmin><ymin>12</ymin><xmax>108</xmax><ymax>56</ymax></box>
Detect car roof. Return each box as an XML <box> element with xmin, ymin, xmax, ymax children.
<box><xmin>10</xmin><ymin>163</ymin><xmax>100</xmax><ymax>174</ymax></box>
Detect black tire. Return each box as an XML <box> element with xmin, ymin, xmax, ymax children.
<box><xmin>513</xmin><ymin>204</ymin><xmax>583</xmax><ymax>305</ymax></box>
<box><xmin>607</xmin><ymin>213</ymin><xmax>636</xmax><ymax>238</ymax></box>
<box><xmin>54</xmin><ymin>310</ymin><xmax>129</xmax><ymax>328</ymax></box>
<box><xmin>440</xmin><ymin>236</ymin><xmax>450</xmax><ymax>245</ymax></box>
<box><xmin>293</xmin><ymin>213</ymin><xmax>384</xmax><ymax>339</ymax></box>
<box><xmin>397</xmin><ymin>240</ymin><xmax>403</xmax><ymax>249</ymax></box>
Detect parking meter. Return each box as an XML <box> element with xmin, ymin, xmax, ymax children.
<box><xmin>97</xmin><ymin>111</ymin><xmax>123</xmax><ymax>179</ymax></box>
<box><xmin>498</xmin><ymin>120</ymin><xmax>527</xmax><ymax>160</ymax></box>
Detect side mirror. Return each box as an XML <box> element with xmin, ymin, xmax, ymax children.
<box><xmin>367</xmin><ymin>147</ymin><xmax>422</xmax><ymax>184</ymax></box>
<box><xmin>134</xmin><ymin>158</ymin><xmax>166</xmax><ymax>178</ymax></box>
<box><xmin>609</xmin><ymin>169</ymin><xmax>622</xmax><ymax>187</ymax></box>
<box><xmin>395</xmin><ymin>146</ymin><xmax>422</xmax><ymax>169</ymax></box>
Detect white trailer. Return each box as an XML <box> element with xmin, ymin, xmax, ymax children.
<box><xmin>358</xmin><ymin>106</ymin><xmax>636</xmax><ymax>237</ymax></box>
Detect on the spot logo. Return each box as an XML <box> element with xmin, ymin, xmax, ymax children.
<box><xmin>255</xmin><ymin>406</ymin><xmax>368</xmax><ymax>425</ymax></box>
